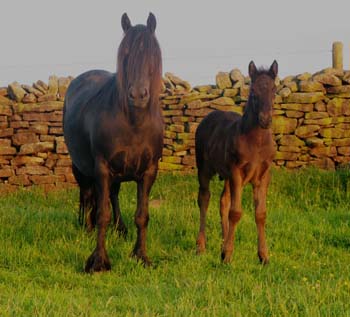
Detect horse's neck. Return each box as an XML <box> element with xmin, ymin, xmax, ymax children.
<box><xmin>128</xmin><ymin>108</ymin><xmax>149</xmax><ymax>127</ymax></box>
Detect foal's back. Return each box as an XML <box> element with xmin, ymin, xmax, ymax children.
<box><xmin>195</xmin><ymin>110</ymin><xmax>241</xmax><ymax>179</ymax></box>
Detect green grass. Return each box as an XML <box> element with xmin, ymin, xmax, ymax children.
<box><xmin>0</xmin><ymin>168</ymin><xmax>350</xmax><ymax>316</ymax></box>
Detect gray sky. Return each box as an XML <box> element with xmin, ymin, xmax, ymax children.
<box><xmin>0</xmin><ymin>0</ymin><xmax>349</xmax><ymax>87</ymax></box>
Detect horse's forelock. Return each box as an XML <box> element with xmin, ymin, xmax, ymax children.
<box><xmin>117</xmin><ymin>26</ymin><xmax>162</xmax><ymax>114</ymax></box>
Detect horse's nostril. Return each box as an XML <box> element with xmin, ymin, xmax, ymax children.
<box><xmin>128</xmin><ymin>87</ymin><xmax>135</xmax><ymax>100</ymax></box>
<box><xmin>141</xmin><ymin>88</ymin><xmax>149</xmax><ymax>99</ymax></box>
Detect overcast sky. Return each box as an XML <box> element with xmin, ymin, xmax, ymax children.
<box><xmin>0</xmin><ymin>0</ymin><xmax>349</xmax><ymax>87</ymax></box>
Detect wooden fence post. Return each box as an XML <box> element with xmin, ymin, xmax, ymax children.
<box><xmin>332</xmin><ymin>41</ymin><xmax>343</xmax><ymax>70</ymax></box>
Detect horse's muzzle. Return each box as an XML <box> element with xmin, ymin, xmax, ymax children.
<box><xmin>258</xmin><ymin>114</ymin><xmax>272</xmax><ymax>129</ymax></box>
<box><xmin>129</xmin><ymin>98</ymin><xmax>149</xmax><ymax>109</ymax></box>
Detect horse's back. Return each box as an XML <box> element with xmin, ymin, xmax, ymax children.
<box><xmin>64</xmin><ymin>70</ymin><xmax>113</xmax><ymax>113</ymax></box>
<box><xmin>63</xmin><ymin>70</ymin><xmax>115</xmax><ymax>176</ymax></box>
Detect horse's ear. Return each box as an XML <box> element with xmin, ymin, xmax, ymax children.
<box><xmin>249</xmin><ymin>61</ymin><xmax>258</xmax><ymax>81</ymax></box>
<box><xmin>269</xmin><ymin>60</ymin><xmax>278</xmax><ymax>79</ymax></box>
<box><xmin>121</xmin><ymin>13</ymin><xmax>132</xmax><ymax>33</ymax></box>
<box><xmin>147</xmin><ymin>12</ymin><xmax>157</xmax><ymax>33</ymax></box>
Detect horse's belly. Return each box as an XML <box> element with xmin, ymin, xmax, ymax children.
<box><xmin>63</xmin><ymin>121</ymin><xmax>95</xmax><ymax>177</ymax></box>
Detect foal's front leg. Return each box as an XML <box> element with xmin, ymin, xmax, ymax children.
<box><xmin>253</xmin><ymin>172</ymin><xmax>270</xmax><ymax>264</ymax></box>
<box><xmin>85</xmin><ymin>159</ymin><xmax>112</xmax><ymax>273</ymax></box>
<box><xmin>220</xmin><ymin>180</ymin><xmax>230</xmax><ymax>245</ymax></box>
<box><xmin>222</xmin><ymin>172</ymin><xmax>242</xmax><ymax>263</ymax></box>
<box><xmin>132</xmin><ymin>167</ymin><xmax>157</xmax><ymax>266</ymax></box>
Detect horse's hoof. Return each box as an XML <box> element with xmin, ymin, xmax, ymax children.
<box><xmin>85</xmin><ymin>250</ymin><xmax>111</xmax><ymax>273</ymax></box>
<box><xmin>115</xmin><ymin>223</ymin><xmax>128</xmax><ymax>238</ymax></box>
<box><xmin>141</xmin><ymin>256</ymin><xmax>152</xmax><ymax>267</ymax></box>
<box><xmin>85</xmin><ymin>225</ymin><xmax>95</xmax><ymax>234</ymax></box>
<box><xmin>131</xmin><ymin>251</ymin><xmax>152</xmax><ymax>267</ymax></box>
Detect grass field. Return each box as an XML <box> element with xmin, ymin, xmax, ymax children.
<box><xmin>0</xmin><ymin>167</ymin><xmax>349</xmax><ymax>316</ymax></box>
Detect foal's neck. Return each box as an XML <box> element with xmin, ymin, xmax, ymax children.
<box><xmin>241</xmin><ymin>101</ymin><xmax>259</xmax><ymax>134</ymax></box>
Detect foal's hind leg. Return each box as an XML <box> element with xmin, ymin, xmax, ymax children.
<box><xmin>196</xmin><ymin>169</ymin><xmax>211</xmax><ymax>254</ymax></box>
<box><xmin>220</xmin><ymin>180</ymin><xmax>230</xmax><ymax>247</ymax></box>
<box><xmin>253</xmin><ymin>171</ymin><xmax>271</xmax><ymax>264</ymax></box>
<box><xmin>110</xmin><ymin>181</ymin><xmax>128</xmax><ymax>237</ymax></box>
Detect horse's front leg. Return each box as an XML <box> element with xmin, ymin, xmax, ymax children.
<box><xmin>222</xmin><ymin>171</ymin><xmax>242</xmax><ymax>263</ymax></box>
<box><xmin>132</xmin><ymin>166</ymin><xmax>157</xmax><ymax>266</ymax></box>
<box><xmin>85</xmin><ymin>159</ymin><xmax>112</xmax><ymax>273</ymax></box>
<box><xmin>110</xmin><ymin>181</ymin><xmax>128</xmax><ymax>237</ymax></box>
<box><xmin>253</xmin><ymin>171</ymin><xmax>271</xmax><ymax>264</ymax></box>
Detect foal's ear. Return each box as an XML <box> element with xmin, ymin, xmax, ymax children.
<box><xmin>121</xmin><ymin>13</ymin><xmax>132</xmax><ymax>33</ymax></box>
<box><xmin>147</xmin><ymin>12</ymin><xmax>157</xmax><ymax>33</ymax></box>
<box><xmin>269</xmin><ymin>60</ymin><xmax>278</xmax><ymax>79</ymax></box>
<box><xmin>249</xmin><ymin>61</ymin><xmax>258</xmax><ymax>81</ymax></box>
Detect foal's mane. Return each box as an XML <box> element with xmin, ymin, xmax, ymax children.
<box><xmin>241</xmin><ymin>67</ymin><xmax>275</xmax><ymax>132</ymax></box>
<box><xmin>117</xmin><ymin>25</ymin><xmax>162</xmax><ymax>117</ymax></box>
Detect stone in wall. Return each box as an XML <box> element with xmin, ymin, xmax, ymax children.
<box><xmin>8</xmin><ymin>82</ymin><xmax>26</xmax><ymax>102</ymax></box>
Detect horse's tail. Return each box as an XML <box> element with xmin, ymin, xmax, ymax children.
<box><xmin>72</xmin><ymin>164</ymin><xmax>97</xmax><ymax>229</ymax></box>
<box><xmin>79</xmin><ymin>185</ymin><xmax>97</xmax><ymax>230</ymax></box>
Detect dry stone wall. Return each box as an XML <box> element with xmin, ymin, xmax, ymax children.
<box><xmin>0</xmin><ymin>68</ymin><xmax>350</xmax><ymax>188</ymax></box>
<box><xmin>160</xmin><ymin>69</ymin><xmax>350</xmax><ymax>171</ymax></box>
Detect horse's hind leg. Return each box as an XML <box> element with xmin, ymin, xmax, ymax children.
<box><xmin>220</xmin><ymin>180</ymin><xmax>230</xmax><ymax>248</ymax></box>
<box><xmin>196</xmin><ymin>168</ymin><xmax>211</xmax><ymax>254</ymax></box>
<box><xmin>85</xmin><ymin>158</ymin><xmax>112</xmax><ymax>273</ymax></box>
<box><xmin>110</xmin><ymin>181</ymin><xmax>128</xmax><ymax>237</ymax></box>
<box><xmin>72</xmin><ymin>164</ymin><xmax>96</xmax><ymax>231</ymax></box>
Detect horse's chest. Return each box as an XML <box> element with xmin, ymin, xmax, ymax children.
<box><xmin>110</xmin><ymin>145</ymin><xmax>153</xmax><ymax>178</ymax></box>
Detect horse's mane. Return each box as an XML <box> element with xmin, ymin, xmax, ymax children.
<box><xmin>116</xmin><ymin>25</ymin><xmax>162</xmax><ymax>117</ymax></box>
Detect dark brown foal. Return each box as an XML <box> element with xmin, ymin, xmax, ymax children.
<box><xmin>195</xmin><ymin>60</ymin><xmax>278</xmax><ymax>264</ymax></box>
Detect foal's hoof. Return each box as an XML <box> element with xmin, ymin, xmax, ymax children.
<box><xmin>221</xmin><ymin>250</ymin><xmax>232</xmax><ymax>264</ymax></box>
<box><xmin>196</xmin><ymin>235</ymin><xmax>206</xmax><ymax>255</ymax></box>
<box><xmin>196</xmin><ymin>244</ymin><xmax>206</xmax><ymax>255</ymax></box>
<box><xmin>85</xmin><ymin>250</ymin><xmax>111</xmax><ymax>273</ymax></box>
<box><xmin>258</xmin><ymin>254</ymin><xmax>269</xmax><ymax>265</ymax></box>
